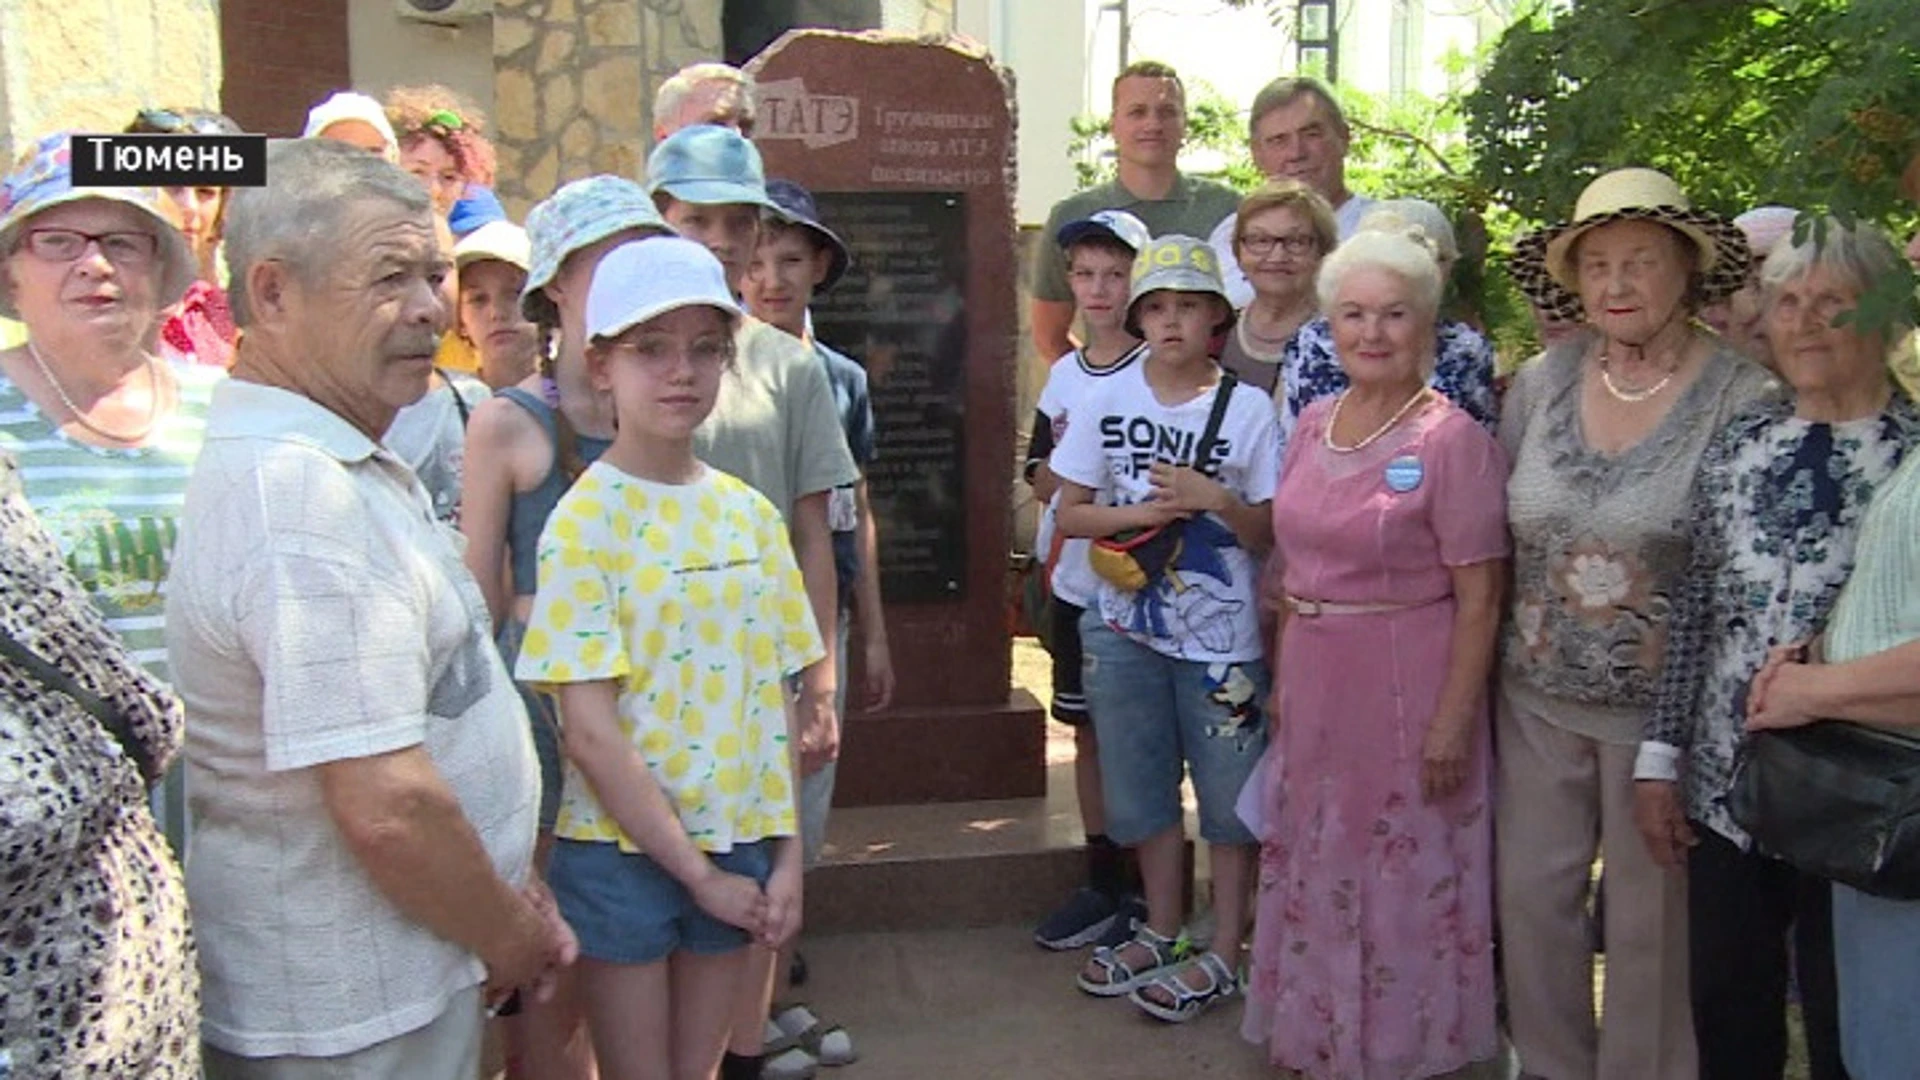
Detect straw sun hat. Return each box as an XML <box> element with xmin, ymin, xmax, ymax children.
<box><xmin>1511</xmin><ymin>167</ymin><xmax>1753</xmax><ymax>322</ymax></box>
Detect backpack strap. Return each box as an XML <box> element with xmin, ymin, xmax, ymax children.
<box><xmin>1192</xmin><ymin>372</ymin><xmax>1239</xmax><ymax>475</ymax></box>
<box><xmin>438</xmin><ymin>368</ymin><xmax>474</xmax><ymax>428</ymax></box>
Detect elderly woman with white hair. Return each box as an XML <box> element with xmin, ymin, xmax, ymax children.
<box><xmin>1241</xmin><ymin>225</ymin><xmax>1510</xmax><ymax>1079</ymax></box>
<box><xmin>1277</xmin><ymin>197</ymin><xmax>1498</xmax><ymax>451</ymax></box>
<box><xmin>1634</xmin><ymin>216</ymin><xmax>1915</xmax><ymax>1080</ymax></box>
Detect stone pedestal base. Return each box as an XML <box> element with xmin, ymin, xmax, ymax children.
<box><xmin>833</xmin><ymin>690</ymin><xmax>1046</xmax><ymax>806</ymax></box>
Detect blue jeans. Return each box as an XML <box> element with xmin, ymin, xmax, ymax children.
<box><xmin>1078</xmin><ymin>612</ymin><xmax>1269</xmax><ymax>846</ymax></box>
<box><xmin>1832</xmin><ymin>883</ymin><xmax>1920</xmax><ymax>1079</ymax></box>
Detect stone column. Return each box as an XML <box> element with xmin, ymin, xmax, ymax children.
<box><xmin>0</xmin><ymin>0</ymin><xmax>222</xmax><ymax>167</ymax></box>
<box><xmin>491</xmin><ymin>0</ymin><xmax>723</xmax><ymax>218</ymax></box>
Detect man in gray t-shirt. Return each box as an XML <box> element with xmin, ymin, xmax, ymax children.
<box><xmin>1030</xmin><ymin>61</ymin><xmax>1241</xmax><ymax>360</ymax></box>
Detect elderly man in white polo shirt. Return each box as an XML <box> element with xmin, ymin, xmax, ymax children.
<box><xmin>166</xmin><ymin>138</ymin><xmax>573</xmax><ymax>1080</ymax></box>
<box><xmin>1210</xmin><ymin>76</ymin><xmax>1376</xmax><ymax>308</ymax></box>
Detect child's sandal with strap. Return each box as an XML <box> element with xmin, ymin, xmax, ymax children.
<box><xmin>1075</xmin><ymin>924</ymin><xmax>1188</xmax><ymax>997</ymax></box>
<box><xmin>1128</xmin><ymin>950</ymin><xmax>1241</xmax><ymax>1023</ymax></box>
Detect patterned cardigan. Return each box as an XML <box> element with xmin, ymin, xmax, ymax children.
<box><xmin>1646</xmin><ymin>393</ymin><xmax>1920</xmax><ymax>844</ymax></box>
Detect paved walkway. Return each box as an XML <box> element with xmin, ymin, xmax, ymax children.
<box><xmin>799</xmin><ymin>924</ymin><xmax>1516</xmax><ymax>1080</ymax></box>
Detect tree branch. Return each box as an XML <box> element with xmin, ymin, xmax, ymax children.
<box><xmin>1350</xmin><ymin>118</ymin><xmax>1460</xmax><ymax>176</ymax></box>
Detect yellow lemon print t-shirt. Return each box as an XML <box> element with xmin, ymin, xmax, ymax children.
<box><xmin>515</xmin><ymin>461</ymin><xmax>824</xmax><ymax>852</ymax></box>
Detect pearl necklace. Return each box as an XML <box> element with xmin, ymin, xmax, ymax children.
<box><xmin>1598</xmin><ymin>343</ymin><xmax>1681</xmax><ymax>404</ymax></box>
<box><xmin>1323</xmin><ymin>385</ymin><xmax>1430</xmax><ymax>454</ymax></box>
<box><xmin>24</xmin><ymin>339</ymin><xmax>161</xmax><ymax>443</ymax></box>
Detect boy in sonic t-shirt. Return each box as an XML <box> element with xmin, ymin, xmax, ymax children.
<box><xmin>1050</xmin><ymin>233</ymin><xmax>1280</xmax><ymax>1023</ymax></box>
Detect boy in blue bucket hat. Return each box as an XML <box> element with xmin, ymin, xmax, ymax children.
<box><xmin>648</xmin><ymin>124</ymin><xmax>859</xmax><ymax>1080</ymax></box>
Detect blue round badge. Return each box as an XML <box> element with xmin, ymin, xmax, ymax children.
<box><xmin>1384</xmin><ymin>455</ymin><xmax>1424</xmax><ymax>493</ymax></box>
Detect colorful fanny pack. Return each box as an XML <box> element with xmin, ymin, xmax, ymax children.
<box><xmin>1087</xmin><ymin>373</ymin><xmax>1238</xmax><ymax>592</ymax></box>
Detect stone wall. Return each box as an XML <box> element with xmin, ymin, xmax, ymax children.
<box><xmin>489</xmin><ymin>0</ymin><xmax>957</xmax><ymax>217</ymax></box>
<box><xmin>0</xmin><ymin>0</ymin><xmax>223</xmax><ymax>166</ymax></box>
<box><xmin>491</xmin><ymin>0</ymin><xmax>723</xmax><ymax>218</ymax></box>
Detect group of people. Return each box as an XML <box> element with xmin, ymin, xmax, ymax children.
<box><xmin>1020</xmin><ymin>62</ymin><xmax>1920</xmax><ymax>1080</ymax></box>
<box><xmin>4</xmin><ymin>46</ymin><xmax>1920</xmax><ymax>1080</ymax></box>
<box><xmin>0</xmin><ymin>63</ymin><xmax>885</xmax><ymax>1080</ymax></box>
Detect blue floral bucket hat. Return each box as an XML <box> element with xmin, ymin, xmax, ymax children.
<box><xmin>521</xmin><ymin>174</ymin><xmax>675</xmax><ymax>323</ymax></box>
<box><xmin>0</xmin><ymin>131</ymin><xmax>197</xmax><ymax>321</ymax></box>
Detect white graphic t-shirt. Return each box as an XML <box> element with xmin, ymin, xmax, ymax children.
<box><xmin>1036</xmin><ymin>343</ymin><xmax>1146</xmax><ymax>608</ymax></box>
<box><xmin>1049</xmin><ymin>359</ymin><xmax>1281</xmax><ymax>663</ymax></box>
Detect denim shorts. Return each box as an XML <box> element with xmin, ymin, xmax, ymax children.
<box><xmin>548</xmin><ymin>838</ymin><xmax>772</xmax><ymax>964</ymax></box>
<box><xmin>1078</xmin><ymin>611</ymin><xmax>1269</xmax><ymax>847</ymax></box>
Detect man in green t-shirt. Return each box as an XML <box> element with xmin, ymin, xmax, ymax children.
<box><xmin>1029</xmin><ymin>61</ymin><xmax>1242</xmax><ymax>359</ymax></box>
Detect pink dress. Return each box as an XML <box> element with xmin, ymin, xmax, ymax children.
<box><xmin>1241</xmin><ymin>397</ymin><xmax>1510</xmax><ymax>1080</ymax></box>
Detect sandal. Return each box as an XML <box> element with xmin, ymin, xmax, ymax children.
<box><xmin>1129</xmin><ymin>950</ymin><xmax>1240</xmax><ymax>1023</ymax></box>
<box><xmin>760</xmin><ymin>1045</ymin><xmax>818</xmax><ymax>1080</ymax></box>
<box><xmin>1076</xmin><ymin>924</ymin><xmax>1190</xmax><ymax>997</ymax></box>
<box><xmin>771</xmin><ymin>1002</ymin><xmax>857</xmax><ymax>1067</ymax></box>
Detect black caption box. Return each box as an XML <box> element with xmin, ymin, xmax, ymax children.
<box><xmin>70</xmin><ymin>134</ymin><xmax>268</xmax><ymax>188</ymax></box>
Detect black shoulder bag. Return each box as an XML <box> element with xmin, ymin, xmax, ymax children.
<box><xmin>0</xmin><ymin>627</ymin><xmax>155</xmax><ymax>785</ymax></box>
<box><xmin>1728</xmin><ymin>636</ymin><xmax>1920</xmax><ymax>900</ymax></box>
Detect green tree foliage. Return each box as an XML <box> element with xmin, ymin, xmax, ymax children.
<box><xmin>1066</xmin><ymin>78</ymin><xmax>1540</xmax><ymax>360</ymax></box>
<box><xmin>1465</xmin><ymin>0</ymin><xmax>1920</xmax><ymax>331</ymax></box>
<box><xmin>1469</xmin><ymin>0</ymin><xmax>1920</xmax><ymax>221</ymax></box>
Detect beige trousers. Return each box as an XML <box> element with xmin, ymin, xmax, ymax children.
<box><xmin>1495</xmin><ymin>692</ymin><xmax>1697</xmax><ymax>1080</ymax></box>
<box><xmin>203</xmin><ymin>986</ymin><xmax>483</xmax><ymax>1080</ymax></box>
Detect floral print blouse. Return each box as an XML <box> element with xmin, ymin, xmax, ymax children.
<box><xmin>1278</xmin><ymin>315</ymin><xmax>1500</xmax><ymax>453</ymax></box>
<box><xmin>1500</xmin><ymin>334</ymin><xmax>1774</xmax><ymax>740</ymax></box>
<box><xmin>1647</xmin><ymin>394</ymin><xmax>1920</xmax><ymax>844</ymax></box>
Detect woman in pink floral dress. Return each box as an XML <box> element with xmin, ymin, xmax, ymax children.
<box><xmin>1242</xmin><ymin>223</ymin><xmax>1510</xmax><ymax>1079</ymax></box>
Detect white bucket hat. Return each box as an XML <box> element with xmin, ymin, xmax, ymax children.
<box><xmin>1124</xmin><ymin>234</ymin><xmax>1235</xmax><ymax>338</ymax></box>
<box><xmin>301</xmin><ymin>91</ymin><xmax>400</xmax><ymax>158</ymax></box>
<box><xmin>586</xmin><ymin>235</ymin><xmax>742</xmax><ymax>342</ymax></box>
<box><xmin>454</xmin><ymin>220</ymin><xmax>530</xmax><ymax>273</ymax></box>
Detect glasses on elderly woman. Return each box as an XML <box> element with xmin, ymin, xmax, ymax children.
<box><xmin>1241</xmin><ymin>231</ymin><xmax>1319</xmax><ymax>257</ymax></box>
<box><xmin>21</xmin><ymin>227</ymin><xmax>158</xmax><ymax>267</ymax></box>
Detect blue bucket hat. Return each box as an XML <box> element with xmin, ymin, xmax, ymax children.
<box><xmin>520</xmin><ymin>174</ymin><xmax>674</xmax><ymax>322</ymax></box>
<box><xmin>646</xmin><ymin>125</ymin><xmax>779</xmax><ymax>212</ymax></box>
<box><xmin>0</xmin><ymin>131</ymin><xmax>197</xmax><ymax>321</ymax></box>
<box><xmin>764</xmin><ymin>178</ymin><xmax>850</xmax><ymax>291</ymax></box>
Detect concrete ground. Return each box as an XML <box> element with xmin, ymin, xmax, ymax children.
<box><xmin>801</xmin><ymin>638</ymin><xmax>1517</xmax><ymax>1077</ymax></box>
<box><xmin>798</xmin><ymin>923</ymin><xmax>1515</xmax><ymax>1080</ymax></box>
